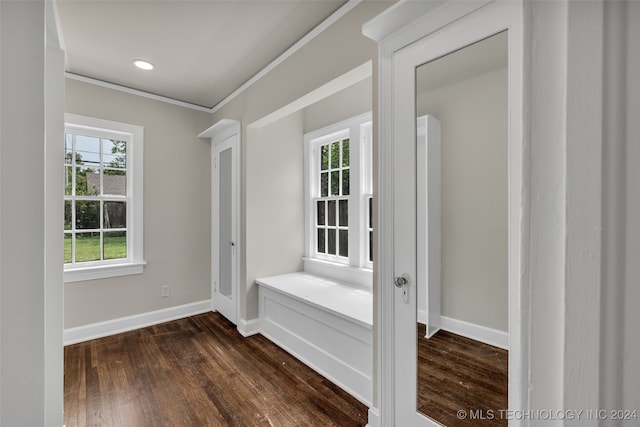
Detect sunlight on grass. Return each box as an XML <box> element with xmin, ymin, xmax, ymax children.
<box><xmin>64</xmin><ymin>233</ymin><xmax>126</xmax><ymax>263</ymax></box>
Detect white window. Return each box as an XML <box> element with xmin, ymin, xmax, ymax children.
<box><xmin>64</xmin><ymin>114</ymin><xmax>145</xmax><ymax>282</ymax></box>
<box><xmin>304</xmin><ymin>113</ymin><xmax>373</xmax><ymax>281</ymax></box>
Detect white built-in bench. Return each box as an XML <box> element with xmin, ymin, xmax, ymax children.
<box><xmin>256</xmin><ymin>272</ymin><xmax>372</xmax><ymax>405</ymax></box>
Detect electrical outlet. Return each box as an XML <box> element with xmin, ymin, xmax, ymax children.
<box><xmin>161</xmin><ymin>285</ymin><xmax>170</xmax><ymax>297</ymax></box>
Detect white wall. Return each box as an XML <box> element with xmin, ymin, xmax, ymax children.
<box><xmin>303</xmin><ymin>76</ymin><xmax>372</xmax><ymax>133</ymax></box>
<box><xmin>622</xmin><ymin>0</ymin><xmax>639</xmax><ymax>412</ymax></box>
<box><xmin>417</xmin><ymin>68</ymin><xmax>508</xmax><ymax>332</ymax></box>
<box><xmin>64</xmin><ymin>79</ymin><xmax>213</xmax><ymax>328</ymax></box>
<box><xmin>244</xmin><ymin>112</ymin><xmax>305</xmax><ymax>319</ymax></box>
<box><xmin>1</xmin><ymin>1</ymin><xmax>64</xmax><ymax>424</ymax></box>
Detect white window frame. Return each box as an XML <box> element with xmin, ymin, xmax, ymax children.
<box><xmin>64</xmin><ymin>114</ymin><xmax>145</xmax><ymax>282</ymax></box>
<box><xmin>304</xmin><ymin>112</ymin><xmax>373</xmax><ymax>286</ymax></box>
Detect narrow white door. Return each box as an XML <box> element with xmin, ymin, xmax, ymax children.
<box><xmin>390</xmin><ymin>2</ymin><xmax>520</xmax><ymax>426</ymax></box>
<box><xmin>213</xmin><ymin>135</ymin><xmax>237</xmax><ymax>324</ymax></box>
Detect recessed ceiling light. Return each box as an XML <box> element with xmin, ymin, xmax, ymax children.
<box><xmin>132</xmin><ymin>59</ymin><xmax>154</xmax><ymax>71</ymax></box>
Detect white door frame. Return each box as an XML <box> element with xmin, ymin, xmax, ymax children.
<box><xmin>365</xmin><ymin>1</ymin><xmax>526</xmax><ymax>425</ymax></box>
<box><xmin>200</xmin><ymin>119</ymin><xmax>241</xmax><ymax>324</ymax></box>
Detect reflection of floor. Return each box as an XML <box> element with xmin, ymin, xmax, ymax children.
<box><xmin>417</xmin><ymin>324</ymin><xmax>508</xmax><ymax>426</ymax></box>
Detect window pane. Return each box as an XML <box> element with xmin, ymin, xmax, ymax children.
<box><xmin>103</xmin><ymin>169</ymin><xmax>126</xmax><ymax>196</ymax></box>
<box><xmin>330</xmin><ymin>141</ymin><xmax>340</xmax><ymax>169</ymax></box>
<box><xmin>317</xmin><ymin>228</ymin><xmax>325</xmax><ymax>253</ymax></box>
<box><xmin>342</xmin><ymin>169</ymin><xmax>350</xmax><ymax>196</ymax></box>
<box><xmin>74</xmin><ymin>135</ymin><xmax>101</xmax><ymax>167</ymax></box>
<box><xmin>339</xmin><ymin>199</ymin><xmax>348</xmax><ymax>227</ymax></box>
<box><xmin>320</xmin><ymin>172</ymin><xmax>328</xmax><ymax>197</ymax></box>
<box><xmin>103</xmin><ymin>139</ymin><xmax>127</xmax><ymax>168</ymax></box>
<box><xmin>75</xmin><ymin>201</ymin><xmax>100</xmax><ymax>229</ymax></box>
<box><xmin>104</xmin><ymin>201</ymin><xmax>126</xmax><ymax>228</ymax></box>
<box><xmin>75</xmin><ymin>232</ymin><xmax>100</xmax><ymax>262</ymax></box>
<box><xmin>65</xmin><ymin>166</ymin><xmax>72</xmax><ymax>196</ymax></box>
<box><xmin>339</xmin><ymin>230</ymin><xmax>349</xmax><ymax>257</ymax></box>
<box><xmin>64</xmin><ymin>200</ymin><xmax>72</xmax><ymax>230</ymax></box>
<box><xmin>65</xmin><ymin>134</ymin><xmax>73</xmax><ymax>165</ymax></box>
<box><xmin>316</xmin><ymin>201</ymin><xmax>325</xmax><ymax>226</ymax></box>
<box><xmin>369</xmin><ymin>231</ymin><xmax>373</xmax><ymax>262</ymax></box>
<box><xmin>64</xmin><ymin>234</ymin><xmax>72</xmax><ymax>263</ymax></box>
<box><xmin>76</xmin><ymin>166</ymin><xmax>100</xmax><ymax>195</ymax></box>
<box><xmin>321</xmin><ymin>145</ymin><xmax>329</xmax><ymax>171</ymax></box>
<box><xmin>331</xmin><ymin>171</ymin><xmax>340</xmax><ymax>196</ymax></box>
<box><xmin>328</xmin><ymin>200</ymin><xmax>336</xmax><ymax>226</ymax></box>
<box><xmin>342</xmin><ymin>139</ymin><xmax>350</xmax><ymax>167</ymax></box>
<box><xmin>327</xmin><ymin>229</ymin><xmax>336</xmax><ymax>255</ymax></box>
<box><xmin>104</xmin><ymin>231</ymin><xmax>127</xmax><ymax>260</ymax></box>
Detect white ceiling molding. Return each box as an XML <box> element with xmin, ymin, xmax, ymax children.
<box><xmin>65</xmin><ymin>72</ymin><xmax>213</xmax><ymax>113</ymax></box>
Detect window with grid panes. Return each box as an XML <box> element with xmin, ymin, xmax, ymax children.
<box><xmin>64</xmin><ymin>114</ymin><xmax>144</xmax><ymax>282</ymax></box>
<box><xmin>316</xmin><ymin>138</ymin><xmax>350</xmax><ymax>258</ymax></box>
<box><xmin>305</xmin><ymin>113</ymin><xmax>372</xmax><ymax>269</ymax></box>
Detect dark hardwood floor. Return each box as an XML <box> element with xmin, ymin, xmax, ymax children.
<box><xmin>417</xmin><ymin>324</ymin><xmax>508</xmax><ymax>426</ymax></box>
<box><xmin>64</xmin><ymin>312</ymin><xmax>368</xmax><ymax>427</ymax></box>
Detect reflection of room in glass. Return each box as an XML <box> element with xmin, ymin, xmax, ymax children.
<box><xmin>415</xmin><ymin>30</ymin><xmax>509</xmax><ymax>426</ymax></box>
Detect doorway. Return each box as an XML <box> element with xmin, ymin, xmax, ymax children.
<box><xmin>204</xmin><ymin>120</ymin><xmax>241</xmax><ymax>325</ymax></box>
<box><xmin>366</xmin><ymin>1</ymin><xmax>525</xmax><ymax>425</ymax></box>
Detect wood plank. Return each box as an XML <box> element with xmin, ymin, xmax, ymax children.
<box><xmin>417</xmin><ymin>324</ymin><xmax>508</xmax><ymax>426</ymax></box>
<box><xmin>64</xmin><ymin>312</ymin><xmax>368</xmax><ymax>427</ymax></box>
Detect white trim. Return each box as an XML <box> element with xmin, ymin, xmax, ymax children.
<box><xmin>416</xmin><ymin>115</ymin><xmax>441</xmax><ymax>339</ymax></box>
<box><xmin>304</xmin><ymin>112</ymin><xmax>373</xmax><ymax>271</ymax></box>
<box><xmin>416</xmin><ymin>310</ymin><xmax>509</xmax><ymax>349</ymax></box>
<box><xmin>49</xmin><ymin>0</ymin><xmax>65</xmax><ymax>53</ymax></box>
<box><xmin>63</xmin><ymin>113</ymin><xmax>145</xmax><ymax>282</ymax></box>
<box><xmin>248</xmin><ymin>61</ymin><xmax>372</xmax><ymax>130</ymax></box>
<box><xmin>65</xmin><ymin>72</ymin><xmax>213</xmax><ymax>113</ymax></box>
<box><xmin>302</xmin><ymin>257</ymin><xmax>372</xmax><ymax>290</ymax></box>
<box><xmin>64</xmin><ymin>261</ymin><xmax>146</xmax><ymax>283</ymax></box>
<box><xmin>201</xmin><ymin>119</ymin><xmax>242</xmax><ymax>326</ymax></box>
<box><xmin>63</xmin><ymin>300</ymin><xmax>212</xmax><ymax>345</ymax></box>
<box><xmin>439</xmin><ymin>316</ymin><xmax>508</xmax><ymax>350</ymax></box>
<box><xmin>363</xmin><ymin>0</ymin><xmax>492</xmax><ymax>52</ymax></box>
<box><xmin>366</xmin><ymin>407</ymin><xmax>380</xmax><ymax>427</ymax></box>
<box><xmin>44</xmin><ymin>10</ymin><xmax>66</xmax><ymax>423</ymax></box>
<box><xmin>212</xmin><ymin>0</ymin><xmax>363</xmax><ymax>115</ymax></box>
<box><xmin>236</xmin><ymin>318</ymin><xmax>261</xmax><ymax>337</ymax></box>
<box><xmin>198</xmin><ymin>119</ymin><xmax>239</xmax><ymax>139</ymax></box>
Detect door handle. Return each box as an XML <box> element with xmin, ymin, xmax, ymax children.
<box><xmin>395</xmin><ymin>273</ymin><xmax>410</xmax><ymax>303</ymax></box>
<box><xmin>394</xmin><ymin>273</ymin><xmax>409</xmax><ymax>287</ymax></box>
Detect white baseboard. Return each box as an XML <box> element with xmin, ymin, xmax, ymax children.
<box><xmin>439</xmin><ymin>315</ymin><xmax>508</xmax><ymax>350</ymax></box>
<box><xmin>418</xmin><ymin>308</ymin><xmax>427</xmax><ymax>325</ymax></box>
<box><xmin>366</xmin><ymin>407</ymin><xmax>380</xmax><ymax>427</ymax></box>
<box><xmin>237</xmin><ymin>318</ymin><xmax>260</xmax><ymax>337</ymax></box>
<box><xmin>64</xmin><ymin>300</ymin><xmax>212</xmax><ymax>345</ymax></box>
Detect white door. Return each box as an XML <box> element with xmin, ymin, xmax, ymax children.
<box><xmin>213</xmin><ymin>134</ymin><xmax>238</xmax><ymax>324</ymax></box>
<box><xmin>390</xmin><ymin>2</ymin><xmax>522</xmax><ymax>426</ymax></box>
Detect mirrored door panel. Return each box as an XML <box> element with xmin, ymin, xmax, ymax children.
<box><xmin>415</xmin><ymin>31</ymin><xmax>509</xmax><ymax>425</ymax></box>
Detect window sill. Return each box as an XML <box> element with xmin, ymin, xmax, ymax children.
<box><xmin>302</xmin><ymin>257</ymin><xmax>372</xmax><ymax>290</ymax></box>
<box><xmin>64</xmin><ymin>261</ymin><xmax>146</xmax><ymax>283</ymax></box>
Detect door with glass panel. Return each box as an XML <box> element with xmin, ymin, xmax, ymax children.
<box><xmin>389</xmin><ymin>2</ymin><xmax>521</xmax><ymax>426</ymax></box>
<box><xmin>213</xmin><ymin>135</ymin><xmax>237</xmax><ymax>324</ymax></box>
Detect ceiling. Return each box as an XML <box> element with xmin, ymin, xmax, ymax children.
<box><xmin>56</xmin><ymin>0</ymin><xmax>347</xmax><ymax>109</ymax></box>
<box><xmin>417</xmin><ymin>30</ymin><xmax>508</xmax><ymax>94</ymax></box>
